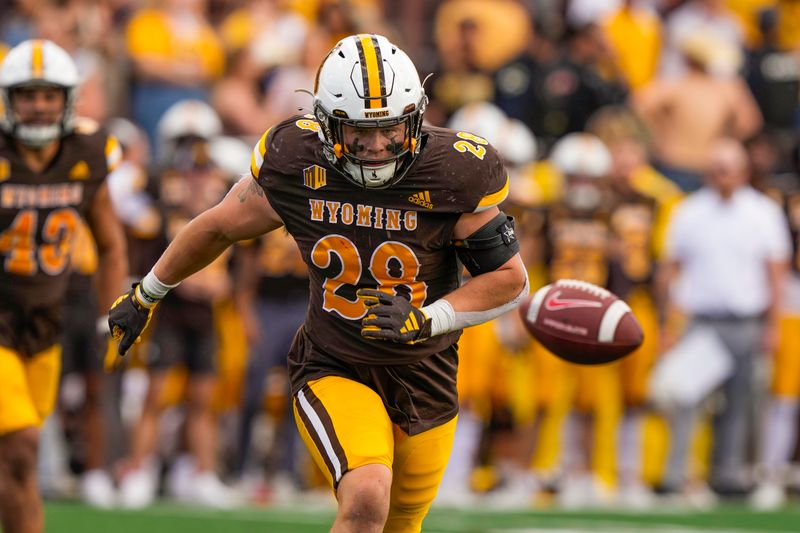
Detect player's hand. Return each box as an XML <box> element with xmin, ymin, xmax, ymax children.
<box><xmin>108</xmin><ymin>283</ymin><xmax>159</xmax><ymax>356</ymax></box>
<box><xmin>357</xmin><ymin>289</ymin><xmax>431</xmax><ymax>344</ymax></box>
<box><xmin>95</xmin><ymin>315</ymin><xmax>123</xmax><ymax>372</ymax></box>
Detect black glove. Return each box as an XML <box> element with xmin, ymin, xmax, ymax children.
<box><xmin>108</xmin><ymin>283</ymin><xmax>158</xmax><ymax>356</ymax></box>
<box><xmin>357</xmin><ymin>289</ymin><xmax>432</xmax><ymax>344</ymax></box>
<box><xmin>94</xmin><ymin>316</ymin><xmax>119</xmax><ymax>372</ymax></box>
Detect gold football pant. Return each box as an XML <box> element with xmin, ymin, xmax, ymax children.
<box><xmin>294</xmin><ymin>376</ymin><xmax>456</xmax><ymax>533</ymax></box>
<box><xmin>0</xmin><ymin>344</ymin><xmax>61</xmax><ymax>434</ymax></box>
<box><xmin>771</xmin><ymin>314</ymin><xmax>800</xmax><ymax>397</ymax></box>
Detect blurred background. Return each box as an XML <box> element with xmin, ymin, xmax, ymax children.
<box><xmin>4</xmin><ymin>0</ymin><xmax>800</xmax><ymax>530</ymax></box>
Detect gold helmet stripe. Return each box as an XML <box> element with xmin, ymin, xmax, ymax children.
<box><xmin>355</xmin><ymin>35</ymin><xmax>387</xmax><ymax>109</ymax></box>
<box><xmin>31</xmin><ymin>40</ymin><xmax>44</xmax><ymax>78</ymax></box>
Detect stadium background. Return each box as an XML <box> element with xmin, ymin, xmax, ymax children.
<box><xmin>2</xmin><ymin>0</ymin><xmax>800</xmax><ymax>531</ymax></box>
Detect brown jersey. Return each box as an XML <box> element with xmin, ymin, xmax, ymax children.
<box><xmin>251</xmin><ymin>115</ymin><xmax>509</xmax><ymax>366</ymax></box>
<box><xmin>0</xmin><ymin>123</ymin><xmax>120</xmax><ymax>353</ymax></box>
<box><xmin>544</xmin><ymin>205</ymin><xmax>612</xmax><ymax>288</ymax></box>
<box><xmin>607</xmin><ymin>192</ymin><xmax>659</xmax><ymax>299</ymax></box>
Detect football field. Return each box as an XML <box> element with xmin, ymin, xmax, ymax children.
<box><xmin>44</xmin><ymin>501</ymin><xmax>800</xmax><ymax>533</ymax></box>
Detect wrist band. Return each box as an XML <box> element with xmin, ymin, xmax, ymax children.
<box><xmin>137</xmin><ymin>269</ymin><xmax>180</xmax><ymax>307</ymax></box>
<box><xmin>421</xmin><ymin>299</ymin><xmax>456</xmax><ymax>337</ymax></box>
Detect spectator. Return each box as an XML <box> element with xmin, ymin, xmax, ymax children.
<box><xmin>494</xmin><ymin>16</ymin><xmax>627</xmax><ymax>152</ymax></box>
<box><xmin>744</xmin><ymin>7</ymin><xmax>800</xmax><ymax>136</ymax></box>
<box><xmin>218</xmin><ymin>0</ymin><xmax>308</xmax><ymax>64</ymax></box>
<box><xmin>658</xmin><ymin>137</ymin><xmax>791</xmax><ymax>501</ymax></box>
<box><xmin>600</xmin><ymin>0</ymin><xmax>663</xmax><ymax>91</ymax></box>
<box><xmin>33</xmin><ymin>2</ymin><xmax>110</xmax><ymax>123</ymax></box>
<box><xmin>125</xmin><ymin>0</ymin><xmax>225</xmax><ymax>147</ymax></box>
<box><xmin>117</xmin><ymin>101</ymin><xmax>238</xmax><ymax>510</ymax></box>
<box><xmin>211</xmin><ymin>46</ymin><xmax>274</xmax><ymax>139</ymax></box>
<box><xmin>659</xmin><ymin>0</ymin><xmax>745</xmax><ymax>78</ymax></box>
<box><xmin>633</xmin><ymin>31</ymin><xmax>762</xmax><ymax>191</ymax></box>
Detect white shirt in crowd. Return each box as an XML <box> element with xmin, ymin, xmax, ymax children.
<box><xmin>666</xmin><ymin>186</ymin><xmax>791</xmax><ymax>317</ymax></box>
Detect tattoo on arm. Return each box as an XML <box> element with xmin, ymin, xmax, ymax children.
<box><xmin>238</xmin><ymin>179</ymin><xmax>265</xmax><ymax>203</ymax></box>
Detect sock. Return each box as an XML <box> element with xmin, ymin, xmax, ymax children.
<box><xmin>758</xmin><ymin>397</ymin><xmax>799</xmax><ymax>478</ymax></box>
<box><xmin>618</xmin><ymin>412</ymin><xmax>642</xmax><ymax>487</ymax></box>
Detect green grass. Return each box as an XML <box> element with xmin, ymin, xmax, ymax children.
<box><xmin>44</xmin><ymin>501</ymin><xmax>800</xmax><ymax>533</ymax></box>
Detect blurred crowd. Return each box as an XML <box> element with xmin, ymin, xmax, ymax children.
<box><xmin>3</xmin><ymin>0</ymin><xmax>800</xmax><ymax>513</ymax></box>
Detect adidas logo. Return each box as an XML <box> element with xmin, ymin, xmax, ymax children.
<box><xmin>408</xmin><ymin>190</ymin><xmax>433</xmax><ymax>209</ymax></box>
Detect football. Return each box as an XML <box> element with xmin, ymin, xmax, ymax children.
<box><xmin>519</xmin><ymin>279</ymin><xmax>643</xmax><ymax>365</ymax></box>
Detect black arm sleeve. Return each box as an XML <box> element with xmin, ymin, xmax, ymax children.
<box><xmin>453</xmin><ymin>212</ymin><xmax>520</xmax><ymax>276</ymax></box>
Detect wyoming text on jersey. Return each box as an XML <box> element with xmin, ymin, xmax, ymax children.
<box><xmin>309</xmin><ymin>199</ymin><xmax>419</xmax><ymax>231</ymax></box>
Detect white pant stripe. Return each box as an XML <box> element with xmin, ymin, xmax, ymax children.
<box><xmin>297</xmin><ymin>389</ymin><xmax>342</xmax><ymax>482</ymax></box>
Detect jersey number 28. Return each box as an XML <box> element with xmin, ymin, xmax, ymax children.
<box><xmin>311</xmin><ymin>234</ymin><xmax>428</xmax><ymax>320</ymax></box>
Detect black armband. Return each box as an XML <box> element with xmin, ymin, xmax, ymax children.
<box><xmin>453</xmin><ymin>212</ymin><xmax>520</xmax><ymax>276</ymax></box>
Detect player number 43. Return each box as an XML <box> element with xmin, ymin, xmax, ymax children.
<box><xmin>0</xmin><ymin>208</ymin><xmax>80</xmax><ymax>276</ymax></box>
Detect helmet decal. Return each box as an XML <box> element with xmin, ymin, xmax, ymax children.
<box><xmin>30</xmin><ymin>40</ymin><xmax>45</xmax><ymax>79</ymax></box>
<box><xmin>354</xmin><ymin>34</ymin><xmax>387</xmax><ymax>109</ymax></box>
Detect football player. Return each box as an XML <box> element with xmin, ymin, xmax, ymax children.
<box><xmin>521</xmin><ymin>133</ymin><xmax>622</xmax><ymax>506</ymax></box>
<box><xmin>109</xmin><ymin>34</ymin><xmax>528</xmax><ymax>532</ymax></box>
<box><xmin>750</xmin><ymin>139</ymin><xmax>800</xmax><ymax>509</ymax></box>
<box><xmin>586</xmin><ymin>106</ymin><xmax>683</xmax><ymax>506</ymax></box>
<box><xmin>116</xmin><ymin>100</ymin><xmax>238</xmax><ymax>509</ymax></box>
<box><xmin>0</xmin><ymin>40</ymin><xmax>127</xmax><ymax>532</ymax></box>
<box><xmin>232</xmin><ymin>228</ymin><xmax>309</xmax><ymax>496</ymax></box>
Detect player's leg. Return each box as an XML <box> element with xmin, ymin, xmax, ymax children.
<box><xmin>118</xmin><ymin>314</ymin><xmax>176</xmax><ymax>508</ymax></box>
<box><xmin>384</xmin><ymin>417</ymin><xmax>457</xmax><ymax>533</ymax></box>
<box><xmin>181</xmin><ymin>321</ymin><xmax>240</xmax><ymax>508</ymax></box>
<box><xmin>529</xmin><ymin>346</ymin><xmax>571</xmax><ymax>482</ymax></box>
<box><xmin>293</xmin><ymin>376</ymin><xmax>394</xmax><ymax>533</ymax></box>
<box><xmin>184</xmin><ymin>324</ymin><xmax>218</xmax><ymax>476</ymax></box>
<box><xmin>0</xmin><ymin>344</ymin><xmax>61</xmax><ymax>533</ymax></box>
<box><xmin>617</xmin><ymin>289</ymin><xmax>659</xmax><ymax>506</ymax></box>
<box><xmin>751</xmin><ymin>313</ymin><xmax>800</xmax><ymax>508</ymax></box>
<box><xmin>69</xmin><ymin>296</ymin><xmax>117</xmax><ymax>508</ymax></box>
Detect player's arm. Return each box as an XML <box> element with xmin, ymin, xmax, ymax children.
<box><xmin>85</xmin><ymin>182</ymin><xmax>128</xmax><ymax>311</ymax></box>
<box><xmin>359</xmin><ymin>206</ymin><xmax>528</xmax><ymax>343</ymax></box>
<box><xmin>441</xmin><ymin>206</ymin><xmax>528</xmax><ymax>311</ymax></box>
<box><xmin>109</xmin><ymin>176</ymin><xmax>283</xmax><ymax>355</ymax></box>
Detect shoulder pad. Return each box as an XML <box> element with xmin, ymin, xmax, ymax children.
<box><xmin>250</xmin><ymin>114</ymin><xmax>322</xmax><ymax>181</ymax></box>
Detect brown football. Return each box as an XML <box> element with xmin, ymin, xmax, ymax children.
<box><xmin>519</xmin><ymin>279</ymin><xmax>643</xmax><ymax>365</ymax></box>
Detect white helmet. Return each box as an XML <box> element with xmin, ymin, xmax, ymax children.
<box><xmin>155</xmin><ymin>99</ymin><xmax>222</xmax><ymax>167</ymax></box>
<box><xmin>550</xmin><ymin>132</ymin><xmax>612</xmax><ymax>178</ymax></box>
<box><xmin>447</xmin><ymin>102</ymin><xmax>537</xmax><ymax>166</ymax></box>
<box><xmin>209</xmin><ymin>135</ymin><xmax>252</xmax><ymax>181</ymax></box>
<box><xmin>314</xmin><ymin>34</ymin><xmax>427</xmax><ymax>188</ymax></box>
<box><xmin>0</xmin><ymin>39</ymin><xmax>80</xmax><ymax>148</ymax></box>
<box><xmin>156</xmin><ymin>99</ymin><xmax>222</xmax><ymax>144</ymax></box>
<box><xmin>550</xmin><ymin>133</ymin><xmax>612</xmax><ymax>211</ymax></box>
